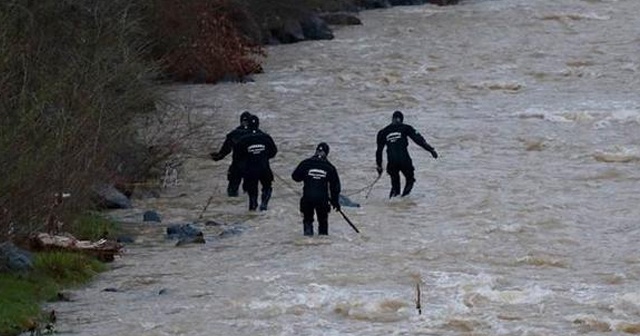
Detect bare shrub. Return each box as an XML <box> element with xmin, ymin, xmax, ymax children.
<box><xmin>150</xmin><ymin>0</ymin><xmax>266</xmax><ymax>83</ymax></box>
<box><xmin>0</xmin><ymin>0</ymin><xmax>160</xmax><ymax>239</ymax></box>
<box><xmin>117</xmin><ymin>99</ymin><xmax>214</xmax><ymax>195</ymax></box>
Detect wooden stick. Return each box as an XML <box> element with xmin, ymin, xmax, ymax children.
<box><xmin>416</xmin><ymin>282</ymin><xmax>422</xmax><ymax>315</ymax></box>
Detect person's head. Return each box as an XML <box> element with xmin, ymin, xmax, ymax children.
<box><xmin>248</xmin><ymin>115</ymin><xmax>260</xmax><ymax>130</ymax></box>
<box><xmin>392</xmin><ymin>110</ymin><xmax>404</xmax><ymax>124</ymax></box>
<box><xmin>240</xmin><ymin>111</ymin><xmax>252</xmax><ymax>127</ymax></box>
<box><xmin>315</xmin><ymin>142</ymin><xmax>330</xmax><ymax>158</ymax></box>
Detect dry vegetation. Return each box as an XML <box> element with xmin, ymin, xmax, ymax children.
<box><xmin>0</xmin><ymin>0</ymin><xmax>269</xmax><ymax>239</ymax></box>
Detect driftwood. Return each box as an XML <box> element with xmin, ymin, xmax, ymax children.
<box><xmin>30</xmin><ymin>233</ymin><xmax>123</xmax><ymax>262</ymax></box>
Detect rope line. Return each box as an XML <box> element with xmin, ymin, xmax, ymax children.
<box><xmin>272</xmin><ymin>171</ymin><xmax>379</xmax><ymax>198</ymax></box>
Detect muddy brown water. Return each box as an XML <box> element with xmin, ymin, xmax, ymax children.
<box><xmin>48</xmin><ymin>0</ymin><xmax>640</xmax><ymax>335</ymax></box>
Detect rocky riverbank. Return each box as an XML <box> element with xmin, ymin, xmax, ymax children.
<box><xmin>259</xmin><ymin>0</ymin><xmax>460</xmax><ymax>46</ymax></box>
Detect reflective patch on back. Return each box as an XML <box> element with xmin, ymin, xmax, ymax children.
<box><xmin>248</xmin><ymin>144</ymin><xmax>266</xmax><ymax>154</ymax></box>
<box><xmin>308</xmin><ymin>168</ymin><xmax>327</xmax><ymax>179</ymax></box>
<box><xmin>386</xmin><ymin>132</ymin><xmax>401</xmax><ymax>143</ymax></box>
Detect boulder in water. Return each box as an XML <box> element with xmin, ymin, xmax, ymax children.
<box><xmin>143</xmin><ymin>210</ymin><xmax>161</xmax><ymax>223</ymax></box>
<box><xmin>339</xmin><ymin>194</ymin><xmax>361</xmax><ymax>208</ymax></box>
<box><xmin>167</xmin><ymin>223</ymin><xmax>205</xmax><ymax>245</ymax></box>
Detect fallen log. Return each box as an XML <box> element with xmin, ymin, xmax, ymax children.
<box><xmin>30</xmin><ymin>233</ymin><xmax>124</xmax><ymax>262</ymax></box>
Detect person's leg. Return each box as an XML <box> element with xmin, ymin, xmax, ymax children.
<box><xmin>243</xmin><ymin>178</ymin><xmax>259</xmax><ymax>211</ymax></box>
<box><xmin>387</xmin><ymin>163</ymin><xmax>401</xmax><ymax>198</ymax></box>
<box><xmin>259</xmin><ymin>170</ymin><xmax>273</xmax><ymax>211</ymax></box>
<box><xmin>300</xmin><ymin>199</ymin><xmax>315</xmax><ymax>236</ymax></box>
<box><xmin>317</xmin><ymin>203</ymin><xmax>330</xmax><ymax>235</ymax></box>
<box><xmin>401</xmin><ymin>163</ymin><xmax>416</xmax><ymax>197</ymax></box>
<box><xmin>227</xmin><ymin>164</ymin><xmax>242</xmax><ymax>197</ymax></box>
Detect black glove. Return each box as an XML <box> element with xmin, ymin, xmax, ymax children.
<box><xmin>430</xmin><ymin>149</ymin><xmax>438</xmax><ymax>159</ymax></box>
<box><xmin>331</xmin><ymin>201</ymin><xmax>341</xmax><ymax>212</ymax></box>
<box><xmin>210</xmin><ymin>152</ymin><xmax>222</xmax><ymax>161</ymax></box>
<box><xmin>376</xmin><ymin>166</ymin><xmax>383</xmax><ymax>176</ymax></box>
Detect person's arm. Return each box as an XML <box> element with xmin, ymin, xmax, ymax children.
<box><xmin>329</xmin><ymin>166</ymin><xmax>342</xmax><ymax>210</ymax></box>
<box><xmin>267</xmin><ymin>135</ymin><xmax>278</xmax><ymax>159</ymax></box>
<box><xmin>231</xmin><ymin>136</ymin><xmax>248</xmax><ymax>163</ymax></box>
<box><xmin>407</xmin><ymin>126</ymin><xmax>438</xmax><ymax>158</ymax></box>
<box><xmin>291</xmin><ymin>161</ymin><xmax>306</xmax><ymax>182</ymax></box>
<box><xmin>375</xmin><ymin>130</ymin><xmax>386</xmax><ymax>173</ymax></box>
<box><xmin>211</xmin><ymin>133</ymin><xmax>233</xmax><ymax>161</ymax></box>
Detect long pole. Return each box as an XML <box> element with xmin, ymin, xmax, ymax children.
<box><xmin>337</xmin><ymin>208</ymin><xmax>360</xmax><ymax>233</ymax></box>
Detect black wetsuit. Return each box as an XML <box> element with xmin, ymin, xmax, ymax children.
<box><xmin>214</xmin><ymin>126</ymin><xmax>250</xmax><ymax>196</ymax></box>
<box><xmin>376</xmin><ymin>123</ymin><xmax>436</xmax><ymax>197</ymax></box>
<box><xmin>292</xmin><ymin>155</ymin><xmax>341</xmax><ymax>236</ymax></box>
<box><xmin>234</xmin><ymin>129</ymin><xmax>277</xmax><ymax>210</ymax></box>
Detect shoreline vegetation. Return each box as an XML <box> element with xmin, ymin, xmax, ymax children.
<box><xmin>0</xmin><ymin>0</ymin><xmax>459</xmax><ymax>334</ymax></box>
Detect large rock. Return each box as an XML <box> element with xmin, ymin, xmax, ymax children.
<box><xmin>320</xmin><ymin>13</ymin><xmax>362</xmax><ymax>26</ymax></box>
<box><xmin>270</xmin><ymin>19</ymin><xmax>305</xmax><ymax>44</ymax></box>
<box><xmin>92</xmin><ymin>184</ymin><xmax>132</xmax><ymax>209</ymax></box>
<box><xmin>426</xmin><ymin>0</ymin><xmax>459</xmax><ymax>5</ymax></box>
<box><xmin>300</xmin><ymin>13</ymin><xmax>334</xmax><ymax>40</ymax></box>
<box><xmin>0</xmin><ymin>242</ymin><xmax>33</xmax><ymax>272</ymax></box>
<box><xmin>389</xmin><ymin>0</ymin><xmax>427</xmax><ymax>5</ymax></box>
<box><xmin>355</xmin><ymin>0</ymin><xmax>392</xmax><ymax>10</ymax></box>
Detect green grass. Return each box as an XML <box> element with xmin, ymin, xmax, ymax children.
<box><xmin>0</xmin><ymin>251</ymin><xmax>106</xmax><ymax>335</ymax></box>
<box><xmin>0</xmin><ymin>212</ymin><xmax>114</xmax><ymax>334</ymax></box>
<box><xmin>0</xmin><ymin>274</ymin><xmax>57</xmax><ymax>334</ymax></box>
<box><xmin>67</xmin><ymin>212</ymin><xmax>121</xmax><ymax>241</ymax></box>
<box><xmin>33</xmin><ymin>252</ymin><xmax>106</xmax><ymax>286</ymax></box>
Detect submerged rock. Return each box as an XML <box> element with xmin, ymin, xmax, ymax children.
<box><xmin>167</xmin><ymin>223</ymin><xmax>205</xmax><ymax>246</ymax></box>
<box><xmin>339</xmin><ymin>194</ymin><xmax>361</xmax><ymax>208</ymax></box>
<box><xmin>143</xmin><ymin>210</ymin><xmax>161</xmax><ymax>223</ymax></box>
<box><xmin>216</xmin><ymin>226</ymin><xmax>246</xmax><ymax>238</ymax></box>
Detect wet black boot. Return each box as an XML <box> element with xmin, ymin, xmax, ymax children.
<box><xmin>227</xmin><ymin>184</ymin><xmax>239</xmax><ymax>197</ymax></box>
<box><xmin>249</xmin><ymin>195</ymin><xmax>258</xmax><ymax>211</ymax></box>
<box><xmin>303</xmin><ymin>221</ymin><xmax>314</xmax><ymax>236</ymax></box>
<box><xmin>390</xmin><ymin>174</ymin><xmax>401</xmax><ymax>198</ymax></box>
<box><xmin>401</xmin><ymin>178</ymin><xmax>415</xmax><ymax>197</ymax></box>
<box><xmin>318</xmin><ymin>223</ymin><xmax>328</xmax><ymax>236</ymax></box>
<box><xmin>259</xmin><ymin>187</ymin><xmax>272</xmax><ymax>211</ymax></box>
<box><xmin>227</xmin><ymin>172</ymin><xmax>241</xmax><ymax>197</ymax></box>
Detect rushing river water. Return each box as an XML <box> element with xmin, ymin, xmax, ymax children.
<box><xmin>48</xmin><ymin>0</ymin><xmax>640</xmax><ymax>335</ymax></box>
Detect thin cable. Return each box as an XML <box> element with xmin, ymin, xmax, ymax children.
<box><xmin>274</xmin><ymin>170</ymin><xmax>378</xmax><ymax>198</ymax></box>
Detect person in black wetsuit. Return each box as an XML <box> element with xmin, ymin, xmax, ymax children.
<box><xmin>234</xmin><ymin>115</ymin><xmax>277</xmax><ymax>211</ymax></box>
<box><xmin>376</xmin><ymin>110</ymin><xmax>438</xmax><ymax>198</ymax></box>
<box><xmin>292</xmin><ymin>142</ymin><xmax>341</xmax><ymax>236</ymax></box>
<box><xmin>210</xmin><ymin>111</ymin><xmax>252</xmax><ymax>197</ymax></box>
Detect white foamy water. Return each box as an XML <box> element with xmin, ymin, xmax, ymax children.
<box><xmin>48</xmin><ymin>0</ymin><xmax>640</xmax><ymax>335</ymax></box>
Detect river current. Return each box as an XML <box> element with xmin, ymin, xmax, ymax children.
<box><xmin>49</xmin><ymin>0</ymin><xmax>640</xmax><ymax>335</ymax></box>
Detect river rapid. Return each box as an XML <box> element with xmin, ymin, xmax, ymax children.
<box><xmin>49</xmin><ymin>0</ymin><xmax>640</xmax><ymax>335</ymax></box>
